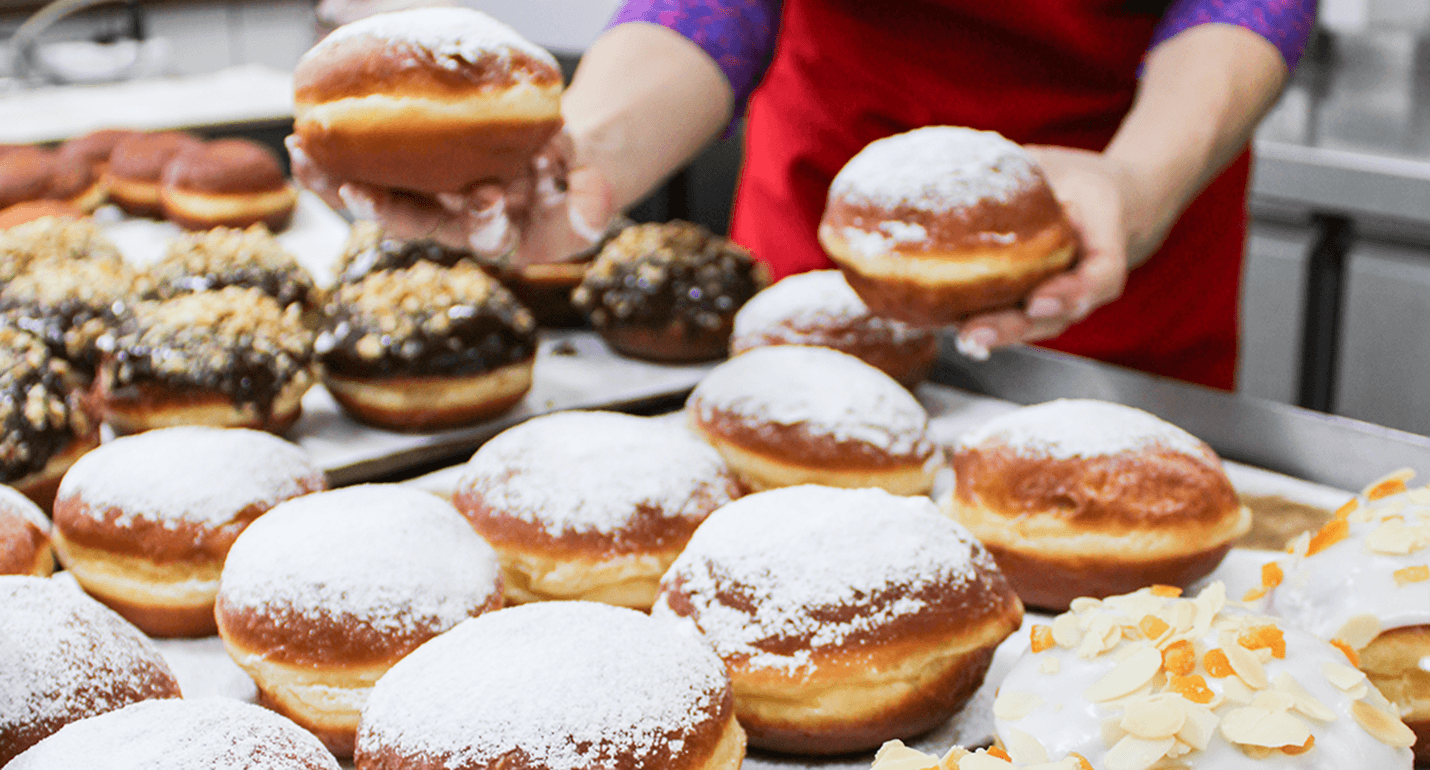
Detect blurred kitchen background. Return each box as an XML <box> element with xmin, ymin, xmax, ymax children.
<box><xmin>3</xmin><ymin>0</ymin><xmax>1430</xmax><ymax>435</ymax></box>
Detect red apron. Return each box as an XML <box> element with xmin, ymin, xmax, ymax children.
<box><xmin>728</xmin><ymin>0</ymin><xmax>1248</xmax><ymax>390</ymax></box>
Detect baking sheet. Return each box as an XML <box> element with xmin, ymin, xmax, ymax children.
<box><xmin>96</xmin><ymin>196</ymin><xmax>716</xmax><ymax>484</ymax></box>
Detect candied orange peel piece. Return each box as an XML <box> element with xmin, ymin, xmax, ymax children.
<box><xmin>1261</xmin><ymin>562</ymin><xmax>1284</xmax><ymax>589</ymax></box>
<box><xmin>1307</xmin><ymin>519</ymin><xmax>1350</xmax><ymax>556</ymax></box>
<box><xmin>1167</xmin><ymin>673</ymin><xmax>1215</xmax><ymax>704</ymax></box>
<box><xmin>1243</xmin><ymin>586</ymin><xmax>1269</xmax><ymax>602</ymax></box>
<box><xmin>1238</xmin><ymin>625</ymin><xmax>1286</xmax><ymax>659</ymax></box>
<box><xmin>1149</xmin><ymin>584</ymin><xmax>1183</xmax><ymax>598</ymax></box>
<box><xmin>1162</xmin><ymin>639</ymin><xmax>1196</xmax><ymax>675</ymax></box>
<box><xmin>1203</xmin><ymin>648</ymin><xmax>1234</xmax><ymax>678</ymax></box>
<box><xmin>1069</xmin><ymin>753</ymin><xmax>1093</xmax><ymax>770</ymax></box>
<box><xmin>1030</xmin><ymin>625</ymin><xmax>1054</xmax><ymax>654</ymax></box>
<box><xmin>1393</xmin><ymin>565</ymin><xmax>1429</xmax><ymax>586</ymax></box>
<box><xmin>1367</xmin><ymin>478</ymin><xmax>1408</xmax><ymax>501</ymax></box>
<box><xmin>1282</xmin><ymin>735</ymin><xmax>1315</xmax><ymax>755</ymax></box>
<box><xmin>1139</xmin><ymin>615</ymin><xmax>1170</xmax><ymax>640</ymax></box>
<box><xmin>986</xmin><ymin>746</ymin><xmax>1011</xmax><ymax>762</ymax></box>
<box><xmin>1330</xmin><ymin>638</ymin><xmax>1360</xmax><ymax>667</ymax></box>
<box><xmin>1333</xmin><ymin>498</ymin><xmax>1359</xmax><ymax>520</ymax></box>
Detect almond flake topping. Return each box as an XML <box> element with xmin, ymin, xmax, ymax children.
<box><xmin>994</xmin><ymin>690</ymin><xmax>1044</xmax><ymax>721</ymax></box>
<box><xmin>1333</xmin><ymin>614</ymin><xmax>1382</xmax><ymax>650</ymax></box>
<box><xmin>1351</xmin><ymin>701</ymin><xmax>1417</xmax><ymax>748</ymax></box>
<box><xmin>1084</xmin><ymin>645</ymin><xmax>1162</xmax><ymax>702</ymax></box>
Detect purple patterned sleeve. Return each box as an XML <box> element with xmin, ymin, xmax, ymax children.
<box><xmin>1150</xmin><ymin>0</ymin><xmax>1317</xmax><ymax>70</ymax></box>
<box><xmin>610</xmin><ymin>0</ymin><xmax>782</xmax><ymax>125</ymax></box>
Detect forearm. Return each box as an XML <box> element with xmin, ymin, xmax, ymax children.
<box><xmin>563</xmin><ymin>23</ymin><xmax>733</xmax><ymax>210</ymax></box>
<box><xmin>1105</xmin><ymin>23</ymin><xmax>1287</xmax><ymax>264</ymax></box>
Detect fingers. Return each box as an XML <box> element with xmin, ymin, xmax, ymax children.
<box><xmin>341</xmin><ymin>182</ymin><xmax>516</xmax><ymax>259</ymax></box>
<box><xmin>285</xmin><ymin>136</ymin><xmax>345</xmax><ymax>212</ymax></box>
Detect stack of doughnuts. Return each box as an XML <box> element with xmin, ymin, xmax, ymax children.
<box><xmin>944</xmin><ymin>398</ymin><xmax>1251</xmax><ymax>610</ymax></box>
<box><xmin>452</xmin><ymin>411</ymin><xmax>741</xmax><ymax>608</ymax></box>
<box><xmin>216</xmin><ymin>484</ymin><xmax>503</xmax><ymax>756</ymax></box>
<box><xmin>355</xmin><ymin>601</ymin><xmax>745</xmax><ymax>770</ymax></box>
<box><xmin>0</xmin><ymin>486</ymin><xmax>52</xmax><ymax>576</ymax></box>
<box><xmin>654</xmin><ymin>485</ymin><xmax>1023</xmax><ymax>754</ymax></box>
<box><xmin>160</xmin><ymin>139</ymin><xmax>298</xmax><ymax>231</ymax></box>
<box><xmin>819</xmin><ymin>126</ymin><xmax>1076</xmax><ymax>325</ymax></box>
<box><xmin>1266</xmin><ymin>470</ymin><xmax>1430</xmax><ymax>761</ymax></box>
<box><xmin>7</xmin><ymin>698</ymin><xmax>340</xmax><ymax>770</ymax></box>
<box><xmin>0</xmin><ymin>575</ymin><xmax>181</xmax><ymax>765</ymax></box>
<box><xmin>293</xmin><ymin>7</ymin><xmax>564</xmax><ymax>194</ymax></box>
<box><xmin>729</xmin><ymin>269</ymin><xmax>939</xmax><ymax>388</ymax></box>
<box><xmin>992</xmin><ymin>582</ymin><xmax>1416</xmax><ymax>767</ymax></box>
<box><xmin>686</xmin><ymin>345</ymin><xmax>940</xmax><ymax>494</ymax></box>
<box><xmin>317</xmin><ymin>261</ymin><xmax>536</xmax><ymax>431</ymax></box>
<box><xmin>95</xmin><ymin>286</ymin><xmax>317</xmax><ymax>434</ymax></box>
<box><xmin>0</xmin><ymin>322</ymin><xmax>98</xmax><ymax>510</ymax></box>
<box><xmin>51</xmin><ymin>426</ymin><xmax>326</xmax><ymax>637</ymax></box>
<box><xmin>572</xmin><ymin>221</ymin><xmax>770</xmax><ymax>362</ymax></box>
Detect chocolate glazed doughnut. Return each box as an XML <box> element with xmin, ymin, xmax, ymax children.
<box><xmin>819</xmin><ymin>127</ymin><xmax>1076</xmax><ymax>326</ymax></box>
<box><xmin>0</xmin><ymin>323</ymin><xmax>98</xmax><ymax>511</ymax></box>
<box><xmin>294</xmin><ymin>7</ymin><xmax>563</xmax><ymax>193</ymax></box>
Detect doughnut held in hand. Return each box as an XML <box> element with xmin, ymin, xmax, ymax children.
<box><xmin>293</xmin><ymin>7</ymin><xmax>564</xmax><ymax>193</ymax></box>
<box><xmin>819</xmin><ymin>127</ymin><xmax>1076</xmax><ymax>325</ymax></box>
<box><xmin>944</xmin><ymin>399</ymin><xmax>1250</xmax><ymax>611</ymax></box>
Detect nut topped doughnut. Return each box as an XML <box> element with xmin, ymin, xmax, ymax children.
<box><xmin>317</xmin><ymin>261</ymin><xmax>536</xmax><ymax>431</ymax></box>
<box><xmin>572</xmin><ymin>221</ymin><xmax>770</xmax><ymax>362</ymax></box>
<box><xmin>729</xmin><ymin>269</ymin><xmax>939</xmax><ymax>388</ymax></box>
<box><xmin>0</xmin><ymin>485</ymin><xmax>52</xmax><ymax>576</ymax></box>
<box><xmin>149</xmin><ymin>225</ymin><xmax>316</xmax><ymax>309</ymax></box>
<box><xmin>1266</xmin><ymin>470</ymin><xmax>1430</xmax><ymax>761</ymax></box>
<box><xmin>160</xmin><ymin>139</ymin><xmax>298</xmax><ymax>231</ymax></box>
<box><xmin>654</xmin><ymin>485</ymin><xmax>1023</xmax><ymax>754</ymax></box>
<box><xmin>453</xmin><ymin>411</ymin><xmax>741</xmax><ymax>609</ymax></box>
<box><xmin>994</xmin><ymin>582</ymin><xmax>1416</xmax><ymax>768</ymax></box>
<box><xmin>686</xmin><ymin>345</ymin><xmax>939</xmax><ymax>494</ymax></box>
<box><xmin>333</xmin><ymin>220</ymin><xmax>481</xmax><ymax>284</ymax></box>
<box><xmin>355</xmin><ymin>601</ymin><xmax>744</xmax><ymax>770</ymax></box>
<box><xmin>0</xmin><ymin>215</ymin><xmax>121</xmax><ymax>284</ymax></box>
<box><xmin>0</xmin><ymin>575</ymin><xmax>181</xmax><ymax>766</ymax></box>
<box><xmin>945</xmin><ymin>399</ymin><xmax>1251</xmax><ymax>611</ymax></box>
<box><xmin>294</xmin><ymin>7</ymin><xmax>563</xmax><ymax>193</ymax></box>
<box><xmin>7</xmin><ymin>698</ymin><xmax>340</xmax><ymax>770</ymax></box>
<box><xmin>216</xmin><ymin>484</ymin><xmax>503</xmax><ymax>756</ymax></box>
<box><xmin>819</xmin><ymin>127</ymin><xmax>1076</xmax><ymax>326</ymax></box>
<box><xmin>0</xmin><ymin>256</ymin><xmax>148</xmax><ymax>383</ymax></box>
<box><xmin>96</xmin><ymin>286</ymin><xmax>317</xmax><ymax>434</ymax></box>
<box><xmin>0</xmin><ymin>323</ymin><xmax>98</xmax><ymax>511</ymax></box>
<box><xmin>105</xmin><ymin>131</ymin><xmax>204</xmax><ymax>217</ymax></box>
<box><xmin>51</xmin><ymin>426</ymin><xmax>326</xmax><ymax>637</ymax></box>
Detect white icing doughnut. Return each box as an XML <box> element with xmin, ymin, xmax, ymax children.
<box><xmin>994</xmin><ymin>583</ymin><xmax>1415</xmax><ymax>769</ymax></box>
<box><xmin>6</xmin><ymin>698</ymin><xmax>340</xmax><ymax>770</ymax></box>
<box><xmin>956</xmin><ymin>398</ymin><xmax>1215</xmax><ymax>463</ymax></box>
<box><xmin>355</xmin><ymin>601</ymin><xmax>741</xmax><ymax>770</ymax></box>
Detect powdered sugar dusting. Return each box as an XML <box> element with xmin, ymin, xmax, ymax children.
<box><xmin>830</xmin><ymin>127</ymin><xmax>1039</xmax><ymax>212</ymax></box>
<box><xmin>56</xmin><ymin>427</ymin><xmax>323</xmax><ymax>529</ymax></box>
<box><xmin>655</xmin><ymin>486</ymin><xmax>997</xmax><ymax>674</ymax></box>
<box><xmin>0</xmin><ymin>576</ymin><xmax>179</xmax><ymax>742</ymax></box>
<box><xmin>689</xmin><ymin>345</ymin><xmax>934</xmax><ymax>455</ymax></box>
<box><xmin>731</xmin><ymin>269</ymin><xmax>927</xmax><ymax>345</ymax></box>
<box><xmin>304</xmin><ymin>7</ymin><xmax>558</xmax><ymax>72</ymax></box>
<box><xmin>0</xmin><ymin>485</ymin><xmax>49</xmax><ymax>533</ymax></box>
<box><xmin>957</xmin><ymin>398</ymin><xmax>1216</xmax><ymax>463</ymax></box>
<box><xmin>357</xmin><ymin>602</ymin><xmax>728</xmax><ymax>770</ymax></box>
<box><xmin>219</xmin><ymin>485</ymin><xmax>500</xmax><ymax>634</ymax></box>
<box><xmin>457</xmin><ymin>411</ymin><xmax>738</xmax><ymax>537</ymax></box>
<box><xmin>7</xmin><ymin>698</ymin><xmax>339</xmax><ymax>769</ymax></box>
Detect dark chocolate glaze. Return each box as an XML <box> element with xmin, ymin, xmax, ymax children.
<box><xmin>0</xmin><ymin>323</ymin><xmax>85</xmax><ymax>483</ymax></box>
<box><xmin>334</xmin><ymin>222</ymin><xmax>484</xmax><ymax>284</ymax></box>
<box><xmin>0</xmin><ymin>261</ymin><xmax>143</xmax><ymax>383</ymax></box>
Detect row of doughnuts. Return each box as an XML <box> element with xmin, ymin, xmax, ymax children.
<box><xmin>0</xmin><ymin>130</ymin><xmax>297</xmax><ymax>232</ymax></box>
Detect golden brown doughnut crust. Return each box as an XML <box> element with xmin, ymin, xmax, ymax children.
<box><xmin>0</xmin><ymin>492</ymin><xmax>50</xmax><ymax>576</ymax></box>
<box><xmin>0</xmin><ymin>201</ymin><xmax>82</xmax><ymax>230</ymax></box>
<box><xmin>696</xmin><ymin>410</ymin><xmax>934</xmax><ymax>471</ymax></box>
<box><xmin>162</xmin><ymin>139</ymin><xmax>286</xmax><ymax>195</ymax></box>
<box><xmin>56</xmin><ymin>129</ymin><xmax>139</xmax><ymax>171</ymax></box>
<box><xmin>105</xmin><ymin>132</ymin><xmax>203</xmax><ymax>216</ymax></box>
<box><xmin>294</xmin><ymin>34</ymin><xmax>561</xmax><ymax>103</ymax></box>
<box><xmin>0</xmin><ymin>147</ymin><xmax>56</xmax><ymax>209</ymax></box>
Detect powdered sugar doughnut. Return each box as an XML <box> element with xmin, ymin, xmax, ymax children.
<box><xmin>0</xmin><ymin>575</ymin><xmax>181</xmax><ymax>766</ymax></box>
<box><xmin>994</xmin><ymin>582</ymin><xmax>1415</xmax><ymax>768</ymax></box>
<box><xmin>0</xmin><ymin>485</ymin><xmax>52</xmax><ymax>576</ymax></box>
<box><xmin>729</xmin><ymin>269</ymin><xmax>938</xmax><ymax>387</ymax></box>
<box><xmin>216</xmin><ymin>484</ymin><xmax>503</xmax><ymax>757</ymax></box>
<box><xmin>686</xmin><ymin>345</ymin><xmax>939</xmax><ymax>494</ymax></box>
<box><xmin>1266</xmin><ymin>471</ymin><xmax>1430</xmax><ymax>761</ymax></box>
<box><xmin>354</xmin><ymin>601</ymin><xmax>745</xmax><ymax>770</ymax></box>
<box><xmin>654</xmin><ymin>485</ymin><xmax>1022</xmax><ymax>754</ymax></box>
<box><xmin>818</xmin><ymin>127</ymin><xmax>1076</xmax><ymax>326</ymax></box>
<box><xmin>51</xmin><ymin>426</ymin><xmax>326</xmax><ymax>637</ymax></box>
<box><xmin>294</xmin><ymin>7</ymin><xmax>563</xmax><ymax>194</ymax></box>
<box><xmin>944</xmin><ymin>399</ymin><xmax>1251</xmax><ymax>611</ymax></box>
<box><xmin>453</xmin><ymin>411</ymin><xmax>740</xmax><ymax>609</ymax></box>
<box><xmin>7</xmin><ymin>698</ymin><xmax>339</xmax><ymax>770</ymax></box>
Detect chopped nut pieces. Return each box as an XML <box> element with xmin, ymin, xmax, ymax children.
<box><xmin>150</xmin><ymin>225</ymin><xmax>314</xmax><ymax>307</ymax></box>
<box><xmin>0</xmin><ymin>257</ymin><xmax>147</xmax><ymax>378</ymax></box>
<box><xmin>0</xmin><ymin>215</ymin><xmax>121</xmax><ymax>283</ymax></box>
<box><xmin>0</xmin><ymin>322</ymin><xmax>87</xmax><ymax>483</ymax></box>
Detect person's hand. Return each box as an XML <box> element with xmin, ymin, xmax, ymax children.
<box><xmin>287</xmin><ymin>130</ymin><xmax>616</xmax><ymax>266</ymax></box>
<box><xmin>952</xmin><ymin>145</ymin><xmax>1148</xmax><ymax>361</ymax></box>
